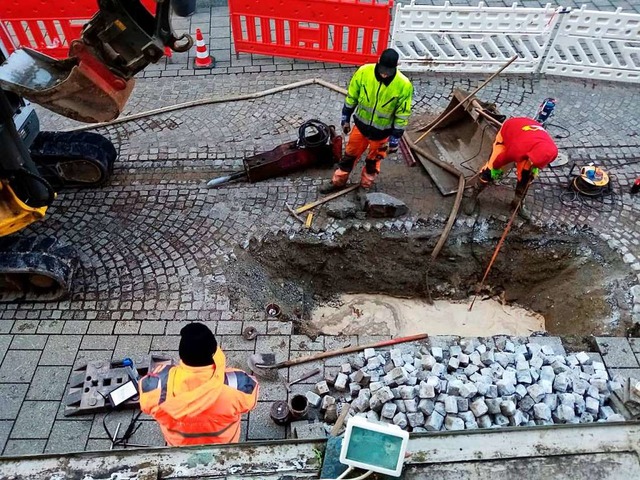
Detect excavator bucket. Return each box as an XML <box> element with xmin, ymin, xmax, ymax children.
<box><xmin>0</xmin><ymin>48</ymin><xmax>134</xmax><ymax>123</ymax></box>
<box><xmin>0</xmin><ymin>0</ymin><xmax>192</xmax><ymax>123</ymax></box>
<box><xmin>412</xmin><ymin>89</ymin><xmax>505</xmax><ymax>195</ymax></box>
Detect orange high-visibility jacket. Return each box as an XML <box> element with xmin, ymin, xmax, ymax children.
<box><xmin>139</xmin><ymin>348</ymin><xmax>259</xmax><ymax>446</ymax></box>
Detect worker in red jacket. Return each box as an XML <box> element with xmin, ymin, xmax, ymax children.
<box><xmin>463</xmin><ymin>117</ymin><xmax>558</xmax><ymax>220</ymax></box>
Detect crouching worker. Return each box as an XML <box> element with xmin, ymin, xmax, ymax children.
<box><xmin>139</xmin><ymin>322</ymin><xmax>259</xmax><ymax>445</ymax></box>
<box><xmin>463</xmin><ymin>117</ymin><xmax>558</xmax><ymax>220</ymax></box>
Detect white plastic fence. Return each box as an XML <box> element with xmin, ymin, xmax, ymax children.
<box><xmin>391</xmin><ymin>1</ymin><xmax>640</xmax><ymax>83</ymax></box>
<box><xmin>541</xmin><ymin>6</ymin><xmax>640</xmax><ymax>83</ymax></box>
<box><xmin>391</xmin><ymin>1</ymin><xmax>561</xmax><ymax>73</ymax></box>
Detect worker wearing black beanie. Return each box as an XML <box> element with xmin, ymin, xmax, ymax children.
<box><xmin>320</xmin><ymin>47</ymin><xmax>413</xmax><ymax>193</ymax></box>
<box><xmin>178</xmin><ymin>322</ymin><xmax>218</xmax><ymax>367</ymax></box>
<box><xmin>139</xmin><ymin>321</ymin><xmax>259</xmax><ymax>445</ymax></box>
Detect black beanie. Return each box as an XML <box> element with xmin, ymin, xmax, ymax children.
<box><xmin>377</xmin><ymin>48</ymin><xmax>399</xmax><ymax>75</ymax></box>
<box><xmin>179</xmin><ymin>322</ymin><xmax>217</xmax><ymax>367</ymax></box>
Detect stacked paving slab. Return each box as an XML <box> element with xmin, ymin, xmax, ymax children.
<box><xmin>305</xmin><ymin>338</ymin><xmax>626</xmax><ymax>433</ymax></box>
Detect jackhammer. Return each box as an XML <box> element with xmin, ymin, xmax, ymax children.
<box><xmin>206</xmin><ymin>119</ymin><xmax>341</xmax><ymax>188</ymax></box>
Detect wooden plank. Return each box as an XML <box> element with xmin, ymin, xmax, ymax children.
<box><xmin>295</xmin><ymin>184</ymin><xmax>360</xmax><ymax>214</ymax></box>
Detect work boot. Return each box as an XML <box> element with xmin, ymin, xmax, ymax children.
<box><xmin>511</xmin><ymin>196</ymin><xmax>531</xmax><ymax>221</ymax></box>
<box><xmin>462</xmin><ymin>183</ymin><xmax>486</xmax><ymax>215</ymax></box>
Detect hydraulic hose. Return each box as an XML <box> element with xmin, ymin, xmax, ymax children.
<box><xmin>298</xmin><ymin>119</ymin><xmax>331</xmax><ymax>148</ymax></box>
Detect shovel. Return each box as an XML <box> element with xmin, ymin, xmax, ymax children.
<box><xmin>247</xmin><ymin>333</ymin><xmax>428</xmax><ymax>378</ymax></box>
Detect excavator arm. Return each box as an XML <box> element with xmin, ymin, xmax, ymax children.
<box><xmin>0</xmin><ymin>0</ymin><xmax>193</xmax><ymax>123</ymax></box>
<box><xmin>0</xmin><ymin>1</ymin><xmax>194</xmax><ymax>300</ymax></box>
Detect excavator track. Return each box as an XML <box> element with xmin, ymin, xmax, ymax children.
<box><xmin>29</xmin><ymin>131</ymin><xmax>116</xmax><ymax>188</ymax></box>
<box><xmin>0</xmin><ymin>236</ymin><xmax>78</xmax><ymax>302</ymax></box>
<box><xmin>0</xmin><ymin>132</ymin><xmax>116</xmax><ymax>302</ymax></box>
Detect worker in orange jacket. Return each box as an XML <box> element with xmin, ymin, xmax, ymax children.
<box><xmin>463</xmin><ymin>117</ymin><xmax>558</xmax><ymax>220</ymax></box>
<box><xmin>139</xmin><ymin>322</ymin><xmax>259</xmax><ymax>446</ymax></box>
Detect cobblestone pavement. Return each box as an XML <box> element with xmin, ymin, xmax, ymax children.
<box><xmin>0</xmin><ymin>0</ymin><xmax>640</xmax><ymax>458</ymax></box>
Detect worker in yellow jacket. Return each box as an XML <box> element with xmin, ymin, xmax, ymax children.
<box><xmin>321</xmin><ymin>48</ymin><xmax>413</xmax><ymax>192</ymax></box>
<box><xmin>139</xmin><ymin>322</ymin><xmax>259</xmax><ymax>446</ymax></box>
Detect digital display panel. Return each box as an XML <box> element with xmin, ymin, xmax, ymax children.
<box><xmin>345</xmin><ymin>425</ymin><xmax>404</xmax><ymax>471</ymax></box>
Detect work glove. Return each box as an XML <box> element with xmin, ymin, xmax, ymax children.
<box><xmin>490</xmin><ymin>168</ymin><xmax>504</xmax><ymax>181</ymax></box>
<box><xmin>388</xmin><ymin>136</ymin><xmax>400</xmax><ymax>154</ymax></box>
<box><xmin>531</xmin><ymin>167</ymin><xmax>540</xmax><ymax>178</ymax></box>
<box><xmin>341</xmin><ymin>113</ymin><xmax>351</xmax><ymax>135</ymax></box>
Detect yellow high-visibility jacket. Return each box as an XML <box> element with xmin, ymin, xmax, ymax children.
<box><xmin>344</xmin><ymin>63</ymin><xmax>413</xmax><ymax>140</ymax></box>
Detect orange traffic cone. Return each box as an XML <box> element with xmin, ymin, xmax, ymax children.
<box><xmin>194</xmin><ymin>28</ymin><xmax>214</xmax><ymax>68</ymax></box>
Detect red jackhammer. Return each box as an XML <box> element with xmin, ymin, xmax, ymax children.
<box><xmin>207</xmin><ymin>119</ymin><xmax>341</xmax><ymax>188</ymax></box>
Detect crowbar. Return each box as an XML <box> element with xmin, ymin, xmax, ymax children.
<box><xmin>284</xmin><ymin>367</ymin><xmax>322</xmax><ymax>392</ymax></box>
<box><xmin>468</xmin><ymin>178</ymin><xmax>534</xmax><ymax>311</ymax></box>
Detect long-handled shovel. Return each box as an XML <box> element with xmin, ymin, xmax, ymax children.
<box><xmin>247</xmin><ymin>333</ymin><xmax>428</xmax><ymax>378</ymax></box>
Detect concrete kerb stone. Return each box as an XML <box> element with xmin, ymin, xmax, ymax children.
<box><xmin>595</xmin><ymin>337</ymin><xmax>640</xmax><ymax>369</ymax></box>
<box><xmin>292</xmin><ymin>421</ymin><xmax>327</xmax><ymax>439</ymax></box>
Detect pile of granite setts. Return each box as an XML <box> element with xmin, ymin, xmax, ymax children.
<box><xmin>304</xmin><ymin>338</ymin><xmax>625</xmax><ymax>432</ymax></box>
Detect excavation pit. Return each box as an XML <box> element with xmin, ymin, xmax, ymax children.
<box><xmin>308</xmin><ymin>295</ymin><xmax>545</xmax><ymax>337</ymax></box>
<box><xmin>230</xmin><ymin>224</ymin><xmax>635</xmax><ymax>344</ymax></box>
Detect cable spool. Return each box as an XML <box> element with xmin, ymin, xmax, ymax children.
<box><xmin>570</xmin><ymin>165</ymin><xmax>610</xmax><ymax>197</ymax></box>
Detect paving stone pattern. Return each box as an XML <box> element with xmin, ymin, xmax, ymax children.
<box><xmin>0</xmin><ymin>1</ymin><xmax>639</xmax><ymax>457</ymax></box>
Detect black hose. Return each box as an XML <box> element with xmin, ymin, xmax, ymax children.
<box><xmin>460</xmin><ymin>124</ymin><xmax>492</xmax><ymax>174</ymax></box>
<box><xmin>546</xmin><ymin>122</ymin><xmax>571</xmax><ymax>140</ymax></box>
<box><xmin>298</xmin><ymin>119</ymin><xmax>330</xmax><ymax>148</ymax></box>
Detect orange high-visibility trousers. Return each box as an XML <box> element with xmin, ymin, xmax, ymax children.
<box><xmin>331</xmin><ymin>125</ymin><xmax>388</xmax><ymax>188</ymax></box>
<box><xmin>481</xmin><ymin>129</ymin><xmax>532</xmax><ymax>183</ymax></box>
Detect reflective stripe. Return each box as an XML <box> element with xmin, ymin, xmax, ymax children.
<box><xmin>167</xmin><ymin>420</ymin><xmax>236</xmax><ymax>439</ymax></box>
<box><xmin>356</xmin><ymin>105</ymin><xmax>392</xmax><ymax>119</ymax></box>
<box><xmin>225</xmin><ymin>372</ymin><xmax>238</xmax><ymax>389</ymax></box>
<box><xmin>375</xmin><ymin>111</ymin><xmax>392</xmax><ymax>119</ymax></box>
<box><xmin>354</xmin><ymin>112</ymin><xmax>392</xmax><ymax>130</ymax></box>
<box><xmin>228</xmin><ymin>371</ymin><xmax>257</xmax><ymax>394</ymax></box>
